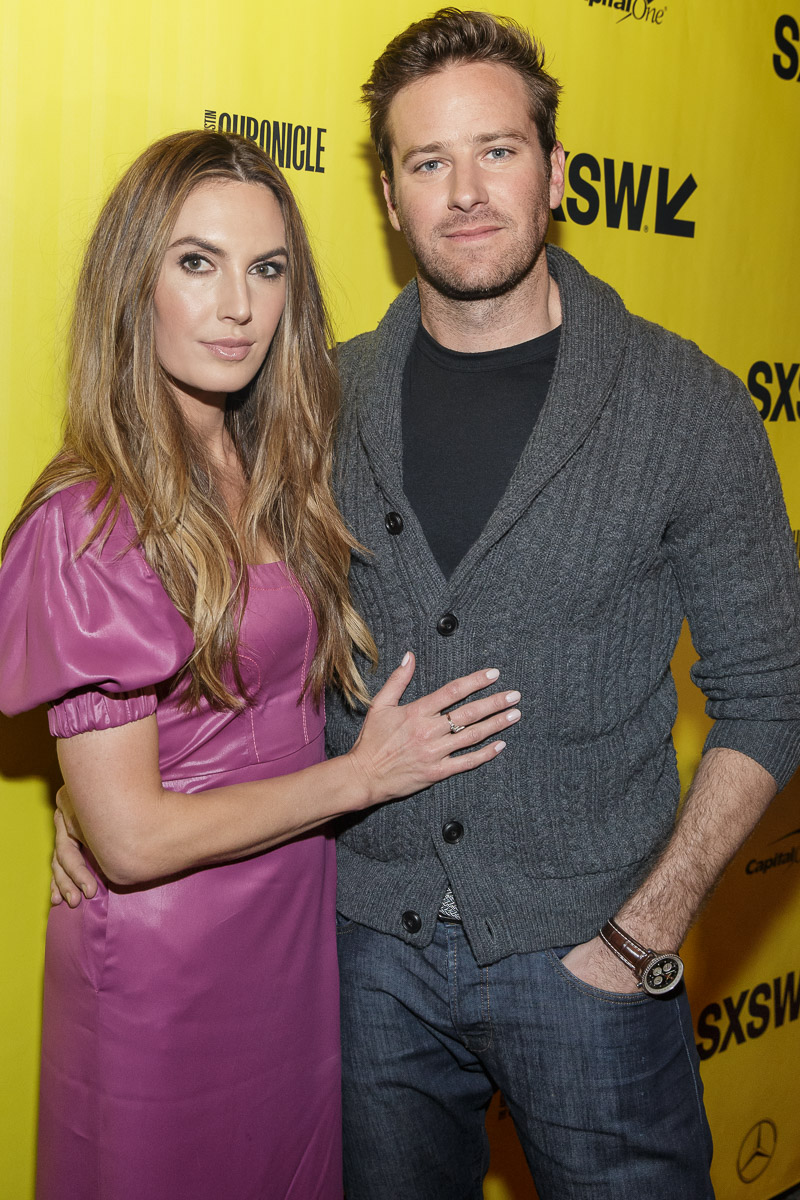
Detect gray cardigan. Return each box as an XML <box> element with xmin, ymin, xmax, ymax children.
<box><xmin>326</xmin><ymin>246</ymin><xmax>800</xmax><ymax>966</ymax></box>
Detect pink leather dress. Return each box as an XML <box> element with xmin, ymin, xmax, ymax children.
<box><xmin>0</xmin><ymin>483</ymin><xmax>342</xmax><ymax>1199</ymax></box>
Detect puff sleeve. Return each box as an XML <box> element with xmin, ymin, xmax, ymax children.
<box><xmin>0</xmin><ymin>483</ymin><xmax>194</xmax><ymax>737</ymax></box>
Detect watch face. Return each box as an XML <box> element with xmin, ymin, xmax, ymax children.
<box><xmin>642</xmin><ymin>953</ymin><xmax>684</xmax><ymax>995</ymax></box>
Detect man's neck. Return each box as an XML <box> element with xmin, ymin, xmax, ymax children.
<box><xmin>417</xmin><ymin>253</ymin><xmax>562</xmax><ymax>353</ymax></box>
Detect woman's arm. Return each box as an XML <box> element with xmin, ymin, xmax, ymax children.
<box><xmin>54</xmin><ymin>654</ymin><xmax>520</xmax><ymax>890</ymax></box>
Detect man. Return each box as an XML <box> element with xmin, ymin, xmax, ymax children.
<box><xmin>325</xmin><ymin>9</ymin><xmax>800</xmax><ymax>1199</ymax></box>
<box><xmin>54</xmin><ymin>9</ymin><xmax>800</xmax><ymax>1198</ymax></box>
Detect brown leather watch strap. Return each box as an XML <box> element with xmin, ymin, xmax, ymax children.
<box><xmin>599</xmin><ymin>918</ymin><xmax>684</xmax><ymax>995</ymax></box>
<box><xmin>599</xmin><ymin>918</ymin><xmax>656</xmax><ymax>980</ymax></box>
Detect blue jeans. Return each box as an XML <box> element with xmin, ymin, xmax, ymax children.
<box><xmin>337</xmin><ymin>915</ymin><xmax>714</xmax><ymax>1199</ymax></box>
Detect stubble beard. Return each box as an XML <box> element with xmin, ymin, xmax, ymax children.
<box><xmin>397</xmin><ymin>197</ymin><xmax>551</xmax><ymax>304</ymax></box>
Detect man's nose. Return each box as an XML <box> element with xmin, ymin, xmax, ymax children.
<box><xmin>447</xmin><ymin>159</ymin><xmax>489</xmax><ymax>211</ymax></box>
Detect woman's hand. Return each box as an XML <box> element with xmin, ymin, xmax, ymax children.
<box><xmin>50</xmin><ymin>787</ymin><xmax>97</xmax><ymax>908</ymax></box>
<box><xmin>45</xmin><ymin>654</ymin><xmax>520</xmax><ymax>889</ymax></box>
<box><xmin>346</xmin><ymin>652</ymin><xmax>520</xmax><ymax>808</ymax></box>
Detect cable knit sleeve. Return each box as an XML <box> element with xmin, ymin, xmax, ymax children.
<box><xmin>0</xmin><ymin>483</ymin><xmax>194</xmax><ymax>738</ymax></box>
<box><xmin>665</xmin><ymin>360</ymin><xmax>800</xmax><ymax>789</ymax></box>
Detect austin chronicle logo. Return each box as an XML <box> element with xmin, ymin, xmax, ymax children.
<box><xmin>736</xmin><ymin>1120</ymin><xmax>777</xmax><ymax>1183</ymax></box>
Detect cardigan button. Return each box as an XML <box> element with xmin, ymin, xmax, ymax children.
<box><xmin>442</xmin><ymin>820</ymin><xmax>464</xmax><ymax>844</ymax></box>
<box><xmin>436</xmin><ymin>612</ymin><xmax>459</xmax><ymax>637</ymax></box>
<box><xmin>384</xmin><ymin>511</ymin><xmax>404</xmax><ymax>535</ymax></box>
<box><xmin>401</xmin><ymin>910</ymin><xmax>422</xmax><ymax>934</ymax></box>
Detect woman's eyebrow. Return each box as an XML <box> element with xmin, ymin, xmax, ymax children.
<box><xmin>167</xmin><ymin>236</ymin><xmax>224</xmax><ymax>254</ymax></box>
<box><xmin>166</xmin><ymin>237</ymin><xmax>289</xmax><ymax>260</ymax></box>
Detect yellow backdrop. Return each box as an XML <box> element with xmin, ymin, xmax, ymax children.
<box><xmin>1</xmin><ymin>2</ymin><xmax>798</xmax><ymax>1197</ymax></box>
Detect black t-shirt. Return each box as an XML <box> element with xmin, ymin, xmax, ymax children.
<box><xmin>402</xmin><ymin>322</ymin><xmax>561</xmax><ymax>578</ymax></box>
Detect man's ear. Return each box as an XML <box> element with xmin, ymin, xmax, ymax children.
<box><xmin>381</xmin><ymin>172</ymin><xmax>403</xmax><ymax>233</ymax></box>
<box><xmin>549</xmin><ymin>141</ymin><xmax>566</xmax><ymax>210</ymax></box>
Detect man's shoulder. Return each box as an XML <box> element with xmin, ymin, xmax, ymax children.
<box><xmin>627</xmin><ymin>312</ymin><xmax>747</xmax><ymax>400</ymax></box>
<box><xmin>552</xmin><ymin>246</ymin><xmax>744</xmax><ymax>394</ymax></box>
<box><xmin>337</xmin><ymin>329</ymin><xmax>377</xmax><ymax>376</ymax></box>
<box><xmin>336</xmin><ymin>281</ymin><xmax>421</xmax><ymax>387</ymax></box>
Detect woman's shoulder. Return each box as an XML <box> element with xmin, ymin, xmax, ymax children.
<box><xmin>20</xmin><ymin>480</ymin><xmax>140</xmax><ymax>559</ymax></box>
<box><xmin>0</xmin><ymin>480</ymin><xmax>194</xmax><ymax>722</ymax></box>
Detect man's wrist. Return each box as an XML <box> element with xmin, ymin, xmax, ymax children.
<box><xmin>599</xmin><ymin>918</ymin><xmax>684</xmax><ymax>995</ymax></box>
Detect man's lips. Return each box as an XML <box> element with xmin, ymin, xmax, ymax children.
<box><xmin>200</xmin><ymin>339</ymin><xmax>255</xmax><ymax>361</ymax></box>
<box><xmin>442</xmin><ymin>224</ymin><xmax>502</xmax><ymax>242</ymax></box>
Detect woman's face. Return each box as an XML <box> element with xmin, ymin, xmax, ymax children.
<box><xmin>153</xmin><ymin>180</ymin><xmax>287</xmax><ymax>412</ymax></box>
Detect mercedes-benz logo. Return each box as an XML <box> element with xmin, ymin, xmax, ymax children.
<box><xmin>737</xmin><ymin>1119</ymin><xmax>777</xmax><ymax>1183</ymax></box>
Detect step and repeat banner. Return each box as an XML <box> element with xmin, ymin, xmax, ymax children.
<box><xmin>1</xmin><ymin>2</ymin><xmax>798</xmax><ymax>1197</ymax></box>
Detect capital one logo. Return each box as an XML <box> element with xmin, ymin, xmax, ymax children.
<box><xmin>746</xmin><ymin>827</ymin><xmax>800</xmax><ymax>876</ymax></box>
<box><xmin>737</xmin><ymin>1120</ymin><xmax>777</xmax><ymax>1183</ymax></box>
<box><xmin>585</xmin><ymin>0</ymin><xmax>667</xmax><ymax>27</ymax></box>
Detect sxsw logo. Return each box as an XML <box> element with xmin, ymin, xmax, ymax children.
<box><xmin>748</xmin><ymin>362</ymin><xmax>800</xmax><ymax>421</ymax></box>
<box><xmin>585</xmin><ymin>0</ymin><xmax>667</xmax><ymax>27</ymax></box>
<box><xmin>551</xmin><ymin>152</ymin><xmax>696</xmax><ymax>237</ymax></box>
<box><xmin>695</xmin><ymin>970</ymin><xmax>800</xmax><ymax>1060</ymax></box>
<box><xmin>773</xmin><ymin>14</ymin><xmax>800</xmax><ymax>79</ymax></box>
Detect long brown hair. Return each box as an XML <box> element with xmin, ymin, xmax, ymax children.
<box><xmin>4</xmin><ymin>130</ymin><xmax>376</xmax><ymax>708</ymax></box>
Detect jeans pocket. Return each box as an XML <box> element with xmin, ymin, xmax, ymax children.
<box><xmin>546</xmin><ymin>947</ymin><xmax>651</xmax><ymax>1005</ymax></box>
<box><xmin>336</xmin><ymin>910</ymin><xmax>358</xmax><ymax>935</ymax></box>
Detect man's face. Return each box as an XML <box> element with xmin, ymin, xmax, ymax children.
<box><xmin>383</xmin><ymin>61</ymin><xmax>564</xmax><ymax>302</ymax></box>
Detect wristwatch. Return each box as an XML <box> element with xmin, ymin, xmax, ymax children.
<box><xmin>599</xmin><ymin>918</ymin><xmax>684</xmax><ymax>996</ymax></box>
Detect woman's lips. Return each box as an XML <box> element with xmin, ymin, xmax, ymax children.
<box><xmin>201</xmin><ymin>340</ymin><xmax>254</xmax><ymax>361</ymax></box>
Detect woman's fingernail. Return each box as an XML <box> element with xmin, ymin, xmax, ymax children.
<box><xmin>401</xmin><ymin>651</ymin><xmax>410</xmax><ymax>666</ymax></box>
<box><xmin>493</xmin><ymin>741</ymin><xmax>506</xmax><ymax>753</ymax></box>
<box><xmin>506</xmin><ymin>709</ymin><xmax>521</xmax><ymax>722</ymax></box>
<box><xmin>506</xmin><ymin>691</ymin><xmax>521</xmax><ymax>703</ymax></box>
<box><xmin>486</xmin><ymin>668</ymin><xmax>500</xmax><ymax>680</ymax></box>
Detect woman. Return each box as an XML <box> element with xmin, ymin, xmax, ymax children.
<box><xmin>0</xmin><ymin>131</ymin><xmax>520</xmax><ymax>1200</ymax></box>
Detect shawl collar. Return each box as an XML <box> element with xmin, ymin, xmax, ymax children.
<box><xmin>353</xmin><ymin>245</ymin><xmax>632</xmax><ymax>589</ymax></box>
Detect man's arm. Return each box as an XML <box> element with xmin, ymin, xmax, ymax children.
<box><xmin>565</xmin><ymin>354</ymin><xmax>800</xmax><ymax>992</ymax></box>
<box><xmin>562</xmin><ymin>746</ymin><xmax>776</xmax><ymax>992</ymax></box>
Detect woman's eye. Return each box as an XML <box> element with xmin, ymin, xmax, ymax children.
<box><xmin>253</xmin><ymin>261</ymin><xmax>285</xmax><ymax>279</ymax></box>
<box><xmin>179</xmin><ymin>254</ymin><xmax>209</xmax><ymax>273</ymax></box>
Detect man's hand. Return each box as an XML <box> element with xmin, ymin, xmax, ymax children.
<box><xmin>50</xmin><ymin>788</ymin><xmax>97</xmax><ymax>908</ymax></box>
<box><xmin>561</xmin><ymin>936</ymin><xmax>639</xmax><ymax>994</ymax></box>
